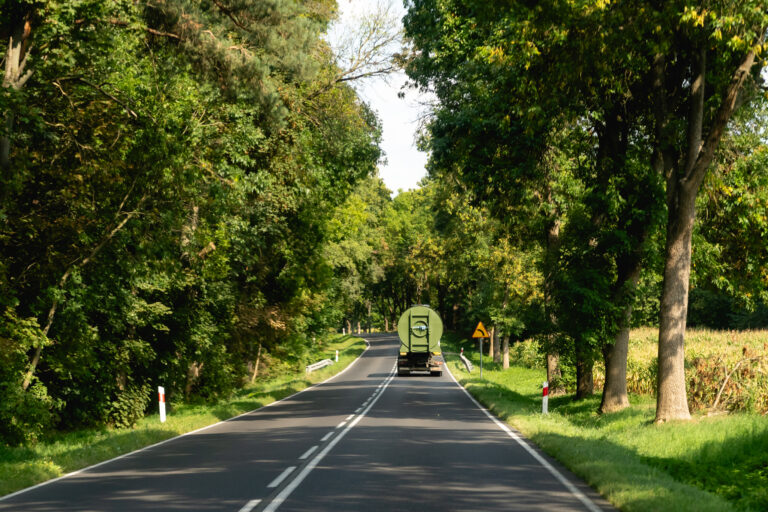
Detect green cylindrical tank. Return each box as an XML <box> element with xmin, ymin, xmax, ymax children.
<box><xmin>396</xmin><ymin>305</ymin><xmax>443</xmax><ymax>376</ymax></box>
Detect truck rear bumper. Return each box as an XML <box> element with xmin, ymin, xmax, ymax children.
<box><xmin>397</xmin><ymin>353</ymin><xmax>443</xmax><ymax>376</ymax></box>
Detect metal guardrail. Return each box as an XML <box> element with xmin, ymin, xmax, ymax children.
<box><xmin>459</xmin><ymin>353</ymin><xmax>474</xmax><ymax>373</ymax></box>
<box><xmin>306</xmin><ymin>358</ymin><xmax>334</xmax><ymax>373</ymax></box>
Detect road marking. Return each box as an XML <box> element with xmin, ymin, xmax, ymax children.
<box><xmin>238</xmin><ymin>499</ymin><xmax>261</xmax><ymax>512</ymax></box>
<box><xmin>320</xmin><ymin>431</ymin><xmax>334</xmax><ymax>442</ymax></box>
<box><xmin>335</xmin><ymin>420</ymin><xmax>347</xmax><ymax>429</ymax></box>
<box><xmin>444</xmin><ymin>364</ymin><xmax>603</xmax><ymax>512</ymax></box>
<box><xmin>0</xmin><ymin>340</ymin><xmax>375</xmax><ymax>505</ymax></box>
<box><xmin>298</xmin><ymin>446</ymin><xmax>318</xmax><ymax>460</ymax></box>
<box><xmin>262</xmin><ymin>370</ymin><xmax>396</xmax><ymax>512</ymax></box>
<box><xmin>345</xmin><ymin>414</ymin><xmax>354</xmax><ymax>421</ymax></box>
<box><xmin>267</xmin><ymin>466</ymin><xmax>296</xmax><ymax>488</ymax></box>
<box><xmin>355</xmin><ymin>407</ymin><xmax>362</xmax><ymax>413</ymax></box>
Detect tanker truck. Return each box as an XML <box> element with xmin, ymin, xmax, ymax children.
<box><xmin>396</xmin><ymin>305</ymin><xmax>443</xmax><ymax>376</ymax></box>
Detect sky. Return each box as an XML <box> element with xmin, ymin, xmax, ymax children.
<box><xmin>328</xmin><ymin>1</ymin><xmax>430</xmax><ymax>195</ymax></box>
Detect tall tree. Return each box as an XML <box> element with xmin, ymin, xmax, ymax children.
<box><xmin>645</xmin><ymin>3</ymin><xmax>767</xmax><ymax>422</ymax></box>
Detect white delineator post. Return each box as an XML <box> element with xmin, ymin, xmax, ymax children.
<box><xmin>335</xmin><ymin>350</ymin><xmax>339</xmax><ymax>363</ymax></box>
<box><xmin>158</xmin><ymin>386</ymin><xmax>166</xmax><ymax>423</ymax></box>
<box><xmin>542</xmin><ymin>381</ymin><xmax>549</xmax><ymax>414</ymax></box>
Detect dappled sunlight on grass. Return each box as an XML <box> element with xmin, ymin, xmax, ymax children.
<box><xmin>442</xmin><ymin>332</ymin><xmax>767</xmax><ymax>511</ymax></box>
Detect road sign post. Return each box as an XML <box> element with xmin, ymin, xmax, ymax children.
<box><xmin>472</xmin><ymin>322</ymin><xmax>490</xmax><ymax>379</ymax></box>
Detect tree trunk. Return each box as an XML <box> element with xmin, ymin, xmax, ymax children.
<box><xmin>185</xmin><ymin>362</ymin><xmax>203</xmax><ymax>398</ymax></box>
<box><xmin>600</xmin><ymin>325</ymin><xmax>630</xmax><ymax>413</ymax></box>
<box><xmin>493</xmin><ymin>328</ymin><xmax>501</xmax><ymax>363</ymax></box>
<box><xmin>250</xmin><ymin>343</ymin><xmax>262</xmax><ymax>383</ymax></box>
<box><xmin>384</xmin><ymin>317</ymin><xmax>388</xmax><ymax>332</ymax></box>
<box><xmin>547</xmin><ymin>352</ymin><xmax>564</xmax><ymax>394</ymax></box>
<box><xmin>651</xmin><ymin>42</ymin><xmax>757</xmax><ymax>421</ymax></box>
<box><xmin>656</xmin><ymin>186</ymin><xmax>696</xmax><ymax>421</ymax></box>
<box><xmin>488</xmin><ymin>326</ymin><xmax>495</xmax><ymax>360</ymax></box>
<box><xmin>600</xmin><ymin>263</ymin><xmax>643</xmax><ymax>413</ymax></box>
<box><xmin>356</xmin><ymin>321</ymin><xmax>361</xmax><ymax>334</ymax></box>
<box><xmin>346</xmin><ymin>319</ymin><xmax>351</xmax><ymax>335</ymax></box>
<box><xmin>2</xmin><ymin>19</ymin><xmax>34</xmax><ymax>185</ymax></box>
<box><xmin>544</xmin><ymin>209</ymin><xmax>565</xmax><ymax>394</ymax></box>
<box><xmin>1</xmin><ymin>114</ymin><xmax>13</xmax><ymax>175</ymax></box>
<box><xmin>575</xmin><ymin>350</ymin><xmax>594</xmax><ymax>399</ymax></box>
<box><xmin>502</xmin><ymin>335</ymin><xmax>510</xmax><ymax>369</ymax></box>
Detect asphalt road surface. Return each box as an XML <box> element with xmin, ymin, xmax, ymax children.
<box><xmin>0</xmin><ymin>334</ymin><xmax>614</xmax><ymax>512</ymax></box>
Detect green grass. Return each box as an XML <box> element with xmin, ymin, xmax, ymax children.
<box><xmin>446</xmin><ymin>333</ymin><xmax>768</xmax><ymax>512</ymax></box>
<box><xmin>0</xmin><ymin>335</ymin><xmax>366</xmax><ymax>498</ymax></box>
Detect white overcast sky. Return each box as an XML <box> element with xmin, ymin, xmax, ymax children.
<box><xmin>327</xmin><ymin>0</ymin><xmax>430</xmax><ymax>195</ymax></box>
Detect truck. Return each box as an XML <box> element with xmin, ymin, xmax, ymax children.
<box><xmin>396</xmin><ymin>305</ymin><xmax>443</xmax><ymax>376</ymax></box>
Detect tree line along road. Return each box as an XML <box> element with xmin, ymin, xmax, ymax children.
<box><xmin>0</xmin><ymin>334</ymin><xmax>613</xmax><ymax>511</ymax></box>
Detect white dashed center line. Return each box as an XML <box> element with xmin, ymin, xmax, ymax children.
<box><xmin>298</xmin><ymin>446</ymin><xmax>318</xmax><ymax>460</ymax></box>
<box><xmin>267</xmin><ymin>466</ymin><xmax>296</xmax><ymax>488</ymax></box>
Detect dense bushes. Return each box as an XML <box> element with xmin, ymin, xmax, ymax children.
<box><xmin>0</xmin><ymin>1</ymin><xmax>381</xmax><ymax>445</ymax></box>
<box><xmin>0</xmin><ymin>310</ymin><xmax>59</xmax><ymax>444</ymax></box>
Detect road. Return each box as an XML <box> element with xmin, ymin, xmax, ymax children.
<box><xmin>0</xmin><ymin>334</ymin><xmax>613</xmax><ymax>511</ymax></box>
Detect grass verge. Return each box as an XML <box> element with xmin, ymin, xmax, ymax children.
<box><xmin>445</xmin><ymin>333</ymin><xmax>768</xmax><ymax>512</ymax></box>
<box><xmin>0</xmin><ymin>335</ymin><xmax>366</xmax><ymax>498</ymax></box>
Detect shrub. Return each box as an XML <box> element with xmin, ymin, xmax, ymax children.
<box><xmin>0</xmin><ymin>309</ymin><xmax>59</xmax><ymax>445</ymax></box>
<box><xmin>107</xmin><ymin>383</ymin><xmax>151</xmax><ymax>429</ymax></box>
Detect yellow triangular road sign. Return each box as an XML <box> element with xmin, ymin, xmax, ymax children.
<box><xmin>472</xmin><ymin>321</ymin><xmax>489</xmax><ymax>338</ymax></box>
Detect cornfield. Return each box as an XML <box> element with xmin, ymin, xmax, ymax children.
<box><xmin>614</xmin><ymin>327</ymin><xmax>768</xmax><ymax>414</ymax></box>
<box><xmin>511</xmin><ymin>328</ymin><xmax>768</xmax><ymax>414</ymax></box>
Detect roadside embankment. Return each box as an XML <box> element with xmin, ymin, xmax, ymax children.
<box><xmin>443</xmin><ymin>331</ymin><xmax>768</xmax><ymax>512</ymax></box>
<box><xmin>0</xmin><ymin>335</ymin><xmax>366</xmax><ymax>498</ymax></box>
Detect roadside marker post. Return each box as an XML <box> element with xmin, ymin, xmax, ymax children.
<box><xmin>335</xmin><ymin>350</ymin><xmax>339</xmax><ymax>363</ymax></box>
<box><xmin>542</xmin><ymin>381</ymin><xmax>549</xmax><ymax>414</ymax></box>
<box><xmin>158</xmin><ymin>386</ymin><xmax>166</xmax><ymax>423</ymax></box>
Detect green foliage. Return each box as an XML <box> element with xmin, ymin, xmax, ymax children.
<box><xmin>107</xmin><ymin>383</ymin><xmax>150</xmax><ymax>430</ymax></box>
<box><xmin>0</xmin><ymin>310</ymin><xmax>59</xmax><ymax>445</ymax></box>
<box><xmin>0</xmin><ymin>0</ymin><xmax>382</xmax><ymax>444</ymax></box>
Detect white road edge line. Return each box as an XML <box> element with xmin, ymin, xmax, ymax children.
<box><xmin>298</xmin><ymin>446</ymin><xmax>318</xmax><ymax>460</ymax></box>
<box><xmin>267</xmin><ymin>466</ymin><xmax>297</xmax><ymax>488</ymax></box>
<box><xmin>335</xmin><ymin>420</ymin><xmax>347</xmax><ymax>429</ymax></box>
<box><xmin>444</xmin><ymin>363</ymin><xmax>603</xmax><ymax>512</ymax></box>
<box><xmin>320</xmin><ymin>432</ymin><xmax>334</xmax><ymax>442</ymax></box>
<box><xmin>238</xmin><ymin>499</ymin><xmax>261</xmax><ymax>512</ymax></box>
<box><xmin>0</xmin><ymin>338</ymin><xmax>372</xmax><ymax>504</ymax></box>
<box><xmin>262</xmin><ymin>369</ymin><xmax>397</xmax><ymax>512</ymax></box>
